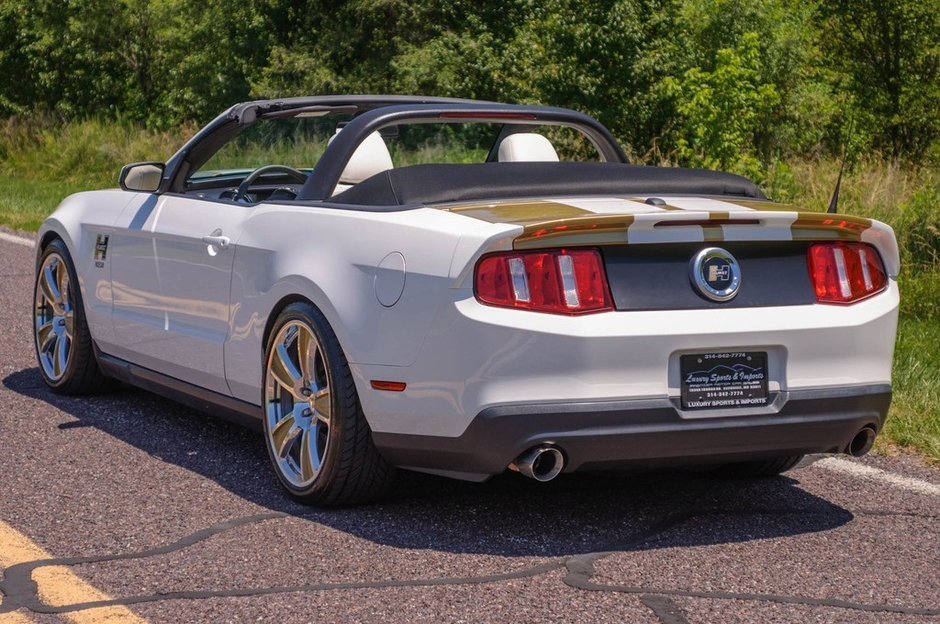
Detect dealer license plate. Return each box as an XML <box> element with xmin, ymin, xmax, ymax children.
<box><xmin>680</xmin><ymin>351</ymin><xmax>768</xmax><ymax>410</ymax></box>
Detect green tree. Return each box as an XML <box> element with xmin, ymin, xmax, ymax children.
<box><xmin>819</xmin><ymin>0</ymin><xmax>940</xmax><ymax>160</ymax></box>
<box><xmin>0</xmin><ymin>0</ymin><xmax>129</xmax><ymax>117</ymax></box>
<box><xmin>146</xmin><ymin>0</ymin><xmax>271</xmax><ymax>125</ymax></box>
<box><xmin>657</xmin><ymin>0</ymin><xmax>837</xmax><ymax>163</ymax></box>
<box><xmin>500</xmin><ymin>0</ymin><xmax>680</xmax><ymax>157</ymax></box>
<box><xmin>663</xmin><ymin>33</ymin><xmax>780</xmax><ymax>174</ymax></box>
<box><xmin>252</xmin><ymin>0</ymin><xmax>443</xmax><ymax>97</ymax></box>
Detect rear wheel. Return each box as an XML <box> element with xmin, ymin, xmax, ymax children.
<box><xmin>262</xmin><ymin>302</ymin><xmax>394</xmax><ymax>506</ymax></box>
<box><xmin>717</xmin><ymin>455</ymin><xmax>805</xmax><ymax>478</ymax></box>
<box><xmin>33</xmin><ymin>239</ymin><xmax>109</xmax><ymax>394</ymax></box>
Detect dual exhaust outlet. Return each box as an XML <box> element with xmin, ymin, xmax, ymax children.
<box><xmin>847</xmin><ymin>425</ymin><xmax>877</xmax><ymax>457</ymax></box>
<box><xmin>510</xmin><ymin>445</ymin><xmax>565</xmax><ymax>482</ymax></box>
<box><xmin>510</xmin><ymin>425</ymin><xmax>876</xmax><ymax>482</ymax></box>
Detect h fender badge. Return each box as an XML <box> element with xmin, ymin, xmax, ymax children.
<box><xmin>94</xmin><ymin>234</ymin><xmax>109</xmax><ymax>267</ymax></box>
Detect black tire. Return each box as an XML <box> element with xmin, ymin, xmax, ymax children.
<box><xmin>262</xmin><ymin>302</ymin><xmax>394</xmax><ymax>506</ymax></box>
<box><xmin>716</xmin><ymin>455</ymin><xmax>805</xmax><ymax>478</ymax></box>
<box><xmin>33</xmin><ymin>238</ymin><xmax>110</xmax><ymax>395</ymax></box>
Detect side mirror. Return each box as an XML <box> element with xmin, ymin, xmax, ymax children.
<box><xmin>119</xmin><ymin>162</ymin><xmax>164</xmax><ymax>192</ymax></box>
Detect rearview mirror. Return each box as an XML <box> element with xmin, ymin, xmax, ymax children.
<box><xmin>119</xmin><ymin>162</ymin><xmax>164</xmax><ymax>192</ymax></box>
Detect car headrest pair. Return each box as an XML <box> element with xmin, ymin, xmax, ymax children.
<box><xmin>336</xmin><ymin>131</ymin><xmax>560</xmax><ymax>188</ymax></box>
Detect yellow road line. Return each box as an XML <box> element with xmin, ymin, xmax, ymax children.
<box><xmin>0</xmin><ymin>610</ymin><xmax>36</xmax><ymax>624</ymax></box>
<box><xmin>0</xmin><ymin>520</ymin><xmax>147</xmax><ymax>623</ymax></box>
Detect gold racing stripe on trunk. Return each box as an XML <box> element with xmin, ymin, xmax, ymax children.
<box><xmin>790</xmin><ymin>213</ymin><xmax>873</xmax><ymax>241</ymax></box>
<box><xmin>447</xmin><ymin>198</ymin><xmax>873</xmax><ymax>249</ymax></box>
<box><xmin>515</xmin><ymin>210</ymin><xmax>765</xmax><ymax>249</ymax></box>
<box><xmin>703</xmin><ymin>211</ymin><xmax>730</xmax><ymax>241</ymax></box>
<box><xmin>514</xmin><ymin>214</ymin><xmax>638</xmax><ymax>249</ymax></box>
<box><xmin>512</xmin><ymin>210</ymin><xmax>848</xmax><ymax>249</ymax></box>
<box><xmin>717</xmin><ymin>198</ymin><xmax>785</xmax><ymax>211</ymax></box>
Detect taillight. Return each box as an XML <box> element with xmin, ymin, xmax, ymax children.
<box><xmin>475</xmin><ymin>248</ymin><xmax>613</xmax><ymax>314</ymax></box>
<box><xmin>808</xmin><ymin>242</ymin><xmax>887</xmax><ymax>304</ymax></box>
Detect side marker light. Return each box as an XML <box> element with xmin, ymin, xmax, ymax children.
<box><xmin>371</xmin><ymin>380</ymin><xmax>407</xmax><ymax>392</ymax></box>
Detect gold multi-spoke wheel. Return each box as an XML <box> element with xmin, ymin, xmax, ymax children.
<box><xmin>35</xmin><ymin>250</ymin><xmax>74</xmax><ymax>382</ymax></box>
<box><xmin>262</xmin><ymin>303</ymin><xmax>393</xmax><ymax>506</ymax></box>
<box><xmin>33</xmin><ymin>239</ymin><xmax>108</xmax><ymax>394</ymax></box>
<box><xmin>265</xmin><ymin>320</ymin><xmax>332</xmax><ymax>489</ymax></box>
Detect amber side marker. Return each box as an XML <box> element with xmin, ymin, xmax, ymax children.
<box><xmin>371</xmin><ymin>380</ymin><xmax>407</xmax><ymax>391</ymax></box>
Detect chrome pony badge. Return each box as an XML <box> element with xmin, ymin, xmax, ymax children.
<box><xmin>690</xmin><ymin>247</ymin><xmax>741</xmax><ymax>301</ymax></box>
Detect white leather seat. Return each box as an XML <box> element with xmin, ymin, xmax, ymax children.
<box><xmin>497</xmin><ymin>133</ymin><xmax>560</xmax><ymax>162</ymax></box>
<box><xmin>333</xmin><ymin>131</ymin><xmax>393</xmax><ymax>195</ymax></box>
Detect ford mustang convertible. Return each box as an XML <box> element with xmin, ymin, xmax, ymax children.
<box><xmin>34</xmin><ymin>96</ymin><xmax>899</xmax><ymax>505</ymax></box>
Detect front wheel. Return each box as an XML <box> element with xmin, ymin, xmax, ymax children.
<box><xmin>262</xmin><ymin>302</ymin><xmax>394</xmax><ymax>506</ymax></box>
<box><xmin>33</xmin><ymin>239</ymin><xmax>109</xmax><ymax>394</ymax></box>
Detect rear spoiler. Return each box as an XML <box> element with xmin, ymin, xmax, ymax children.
<box><xmin>512</xmin><ymin>210</ymin><xmax>900</xmax><ymax>277</ymax></box>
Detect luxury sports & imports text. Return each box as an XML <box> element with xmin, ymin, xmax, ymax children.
<box><xmin>685</xmin><ymin>396</ymin><xmax>768</xmax><ymax>408</ymax></box>
<box><xmin>684</xmin><ymin>370</ymin><xmax>765</xmax><ymax>385</ymax></box>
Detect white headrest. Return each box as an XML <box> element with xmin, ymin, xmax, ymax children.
<box><xmin>338</xmin><ymin>131</ymin><xmax>393</xmax><ymax>184</ymax></box>
<box><xmin>497</xmin><ymin>133</ymin><xmax>560</xmax><ymax>162</ymax></box>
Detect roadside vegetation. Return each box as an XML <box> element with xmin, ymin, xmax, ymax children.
<box><xmin>0</xmin><ymin>0</ymin><xmax>936</xmax><ymax>461</ymax></box>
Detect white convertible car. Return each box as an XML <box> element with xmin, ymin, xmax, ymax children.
<box><xmin>34</xmin><ymin>96</ymin><xmax>899</xmax><ymax>505</ymax></box>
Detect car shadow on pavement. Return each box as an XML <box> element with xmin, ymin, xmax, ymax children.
<box><xmin>4</xmin><ymin>367</ymin><xmax>853</xmax><ymax>558</ymax></box>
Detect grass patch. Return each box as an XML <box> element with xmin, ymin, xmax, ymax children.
<box><xmin>885</xmin><ymin>268</ymin><xmax>940</xmax><ymax>462</ymax></box>
<box><xmin>0</xmin><ymin>176</ymin><xmax>89</xmax><ymax>231</ymax></box>
<box><xmin>0</xmin><ymin>117</ymin><xmax>184</xmax><ymax>230</ymax></box>
<box><xmin>883</xmin><ymin>312</ymin><xmax>940</xmax><ymax>461</ymax></box>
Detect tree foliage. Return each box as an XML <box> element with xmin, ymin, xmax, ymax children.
<box><xmin>819</xmin><ymin>0</ymin><xmax>940</xmax><ymax>161</ymax></box>
<box><xmin>664</xmin><ymin>33</ymin><xmax>781</xmax><ymax>175</ymax></box>
<box><xmin>0</xmin><ymin>0</ymin><xmax>936</xmax><ymax>167</ymax></box>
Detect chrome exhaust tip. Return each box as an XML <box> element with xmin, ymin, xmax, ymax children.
<box><xmin>510</xmin><ymin>445</ymin><xmax>565</xmax><ymax>482</ymax></box>
<box><xmin>847</xmin><ymin>426</ymin><xmax>877</xmax><ymax>457</ymax></box>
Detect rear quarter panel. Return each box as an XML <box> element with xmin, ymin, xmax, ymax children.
<box><xmin>223</xmin><ymin>204</ymin><xmax>519</xmax><ymax>405</ymax></box>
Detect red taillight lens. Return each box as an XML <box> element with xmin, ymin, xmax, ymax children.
<box><xmin>808</xmin><ymin>242</ymin><xmax>887</xmax><ymax>304</ymax></box>
<box><xmin>475</xmin><ymin>248</ymin><xmax>613</xmax><ymax>314</ymax></box>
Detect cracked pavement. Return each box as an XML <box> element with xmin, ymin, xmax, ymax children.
<box><xmin>1</xmin><ymin>232</ymin><xmax>938</xmax><ymax>623</ymax></box>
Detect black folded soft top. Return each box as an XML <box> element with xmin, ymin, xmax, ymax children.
<box><xmin>330</xmin><ymin>161</ymin><xmax>766</xmax><ymax>207</ymax></box>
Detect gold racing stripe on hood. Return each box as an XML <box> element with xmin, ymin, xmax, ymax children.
<box><xmin>443</xmin><ymin>200</ymin><xmax>592</xmax><ymax>224</ymax></box>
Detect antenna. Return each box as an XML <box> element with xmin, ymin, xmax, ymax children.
<box><xmin>827</xmin><ymin>117</ymin><xmax>854</xmax><ymax>214</ymax></box>
<box><xmin>826</xmin><ymin>160</ymin><xmax>844</xmax><ymax>214</ymax></box>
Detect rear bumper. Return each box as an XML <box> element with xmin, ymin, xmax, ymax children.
<box><xmin>372</xmin><ymin>384</ymin><xmax>890</xmax><ymax>480</ymax></box>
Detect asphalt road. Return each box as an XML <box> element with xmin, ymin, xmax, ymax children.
<box><xmin>1</xmin><ymin>230</ymin><xmax>938</xmax><ymax>623</ymax></box>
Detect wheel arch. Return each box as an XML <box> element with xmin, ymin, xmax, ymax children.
<box><xmin>35</xmin><ymin>222</ymin><xmax>73</xmax><ymax>268</ymax></box>
<box><xmin>262</xmin><ymin>293</ymin><xmax>316</xmax><ymax>357</ymax></box>
<box><xmin>37</xmin><ymin>229</ymin><xmax>62</xmax><ymax>250</ymax></box>
<box><xmin>225</xmin><ymin>268</ymin><xmax>366</xmax><ymax>406</ymax></box>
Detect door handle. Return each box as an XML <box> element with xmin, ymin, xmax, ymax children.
<box><xmin>201</xmin><ymin>235</ymin><xmax>230</xmax><ymax>248</ymax></box>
